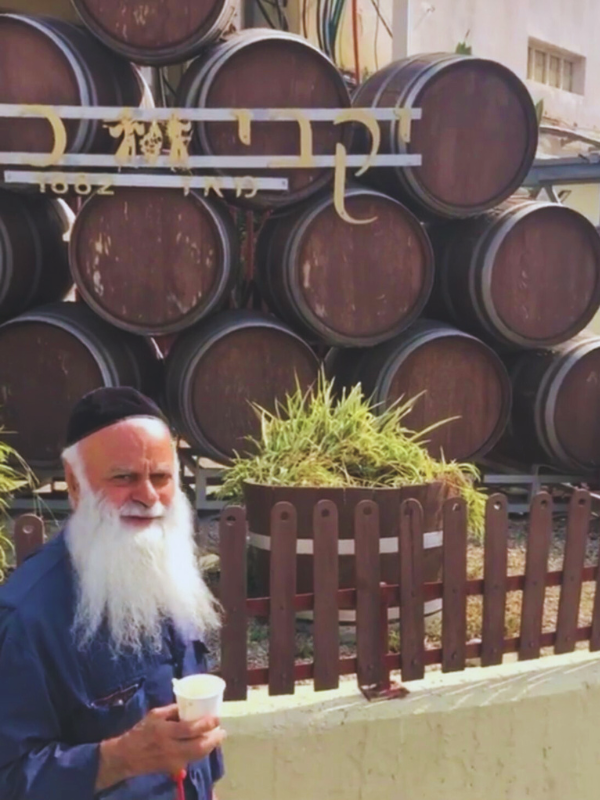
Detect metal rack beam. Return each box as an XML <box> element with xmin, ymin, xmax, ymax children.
<box><xmin>524</xmin><ymin>156</ymin><xmax>600</xmax><ymax>187</ymax></box>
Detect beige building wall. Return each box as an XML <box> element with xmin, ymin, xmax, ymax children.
<box><xmin>554</xmin><ymin>183</ymin><xmax>600</xmax><ymax>225</ymax></box>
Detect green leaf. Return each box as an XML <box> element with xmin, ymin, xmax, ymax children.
<box><xmin>535</xmin><ymin>98</ymin><xmax>545</xmax><ymax>126</ymax></box>
<box><xmin>0</xmin><ymin>428</ymin><xmax>37</xmax><ymax>582</ymax></box>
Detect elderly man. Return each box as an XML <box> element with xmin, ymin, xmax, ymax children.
<box><xmin>0</xmin><ymin>387</ymin><xmax>225</xmax><ymax>799</ymax></box>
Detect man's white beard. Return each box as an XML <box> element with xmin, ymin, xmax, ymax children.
<box><xmin>65</xmin><ymin>486</ymin><xmax>221</xmax><ymax>656</ymax></box>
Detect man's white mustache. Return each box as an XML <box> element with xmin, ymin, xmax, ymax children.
<box><xmin>119</xmin><ymin>501</ymin><xmax>166</xmax><ymax>519</ymax></box>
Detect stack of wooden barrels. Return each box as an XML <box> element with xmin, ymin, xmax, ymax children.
<box><xmin>0</xmin><ymin>5</ymin><xmax>599</xmax><ymax>479</ymax></box>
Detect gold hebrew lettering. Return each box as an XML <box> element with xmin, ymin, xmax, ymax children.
<box><xmin>167</xmin><ymin>114</ymin><xmax>192</xmax><ymax>166</ymax></box>
<box><xmin>334</xmin><ymin>144</ymin><xmax>377</xmax><ymax>225</ymax></box>
<box><xmin>394</xmin><ymin>107</ymin><xmax>413</xmax><ymax>144</ymax></box>
<box><xmin>242</xmin><ymin>176</ymin><xmax>258</xmax><ymax>199</ymax></box>
<box><xmin>181</xmin><ymin>176</ymin><xmax>192</xmax><ymax>197</ymax></box>
<box><xmin>269</xmin><ymin>109</ymin><xmax>314</xmax><ymax>168</ymax></box>
<box><xmin>139</xmin><ymin>120</ymin><xmax>164</xmax><ymax>165</ymax></box>
<box><xmin>204</xmin><ymin>177</ymin><xmax>224</xmax><ymax>198</ymax></box>
<box><xmin>106</xmin><ymin>114</ymin><xmax>146</xmax><ymax>164</ymax></box>
<box><xmin>22</xmin><ymin>105</ymin><xmax>67</xmax><ymax>168</ymax></box>
<box><xmin>334</xmin><ymin>109</ymin><xmax>380</xmax><ymax>177</ymax></box>
<box><xmin>232</xmin><ymin>110</ymin><xmax>253</xmax><ymax>146</ymax></box>
<box><xmin>233</xmin><ymin>177</ymin><xmax>245</xmax><ymax>198</ymax></box>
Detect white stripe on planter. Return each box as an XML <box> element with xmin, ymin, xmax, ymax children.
<box><xmin>336</xmin><ymin>598</ymin><xmax>444</xmax><ymax>622</ymax></box>
<box><xmin>248</xmin><ymin>530</ymin><xmax>443</xmax><ymax>555</ymax></box>
<box><xmin>298</xmin><ymin>597</ymin><xmax>444</xmax><ymax>623</ymax></box>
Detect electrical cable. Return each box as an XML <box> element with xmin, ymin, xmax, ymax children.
<box><xmin>265</xmin><ymin>0</ymin><xmax>289</xmax><ymax>30</ymax></box>
<box><xmin>315</xmin><ymin>0</ymin><xmax>323</xmax><ymax>50</ymax></box>
<box><xmin>373</xmin><ymin>0</ymin><xmax>379</xmax><ymax>70</ymax></box>
<box><xmin>368</xmin><ymin>0</ymin><xmax>392</xmax><ymax>38</ymax></box>
<box><xmin>319</xmin><ymin>0</ymin><xmax>327</xmax><ymax>54</ymax></box>
<box><xmin>322</xmin><ymin>0</ymin><xmax>329</xmax><ymax>54</ymax></box>
<box><xmin>330</xmin><ymin>0</ymin><xmax>347</xmax><ymax>63</ymax></box>
<box><xmin>254</xmin><ymin>0</ymin><xmax>277</xmax><ymax>28</ymax></box>
<box><xmin>351</xmin><ymin>0</ymin><xmax>360</xmax><ymax>83</ymax></box>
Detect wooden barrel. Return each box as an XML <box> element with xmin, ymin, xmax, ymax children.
<box><xmin>72</xmin><ymin>0</ymin><xmax>236</xmax><ymax>66</ymax></box>
<box><xmin>245</xmin><ymin>482</ymin><xmax>451</xmax><ymax>622</ymax></box>
<box><xmin>352</xmin><ymin>54</ymin><xmax>538</xmax><ymax>219</ymax></box>
<box><xmin>0</xmin><ymin>13</ymin><xmax>148</xmax><ymax>154</ymax></box>
<box><xmin>0</xmin><ymin>302</ymin><xmax>162</xmax><ymax>471</ymax></box>
<box><xmin>428</xmin><ymin>201</ymin><xmax>600</xmax><ymax>350</ymax></box>
<box><xmin>495</xmin><ymin>334</ymin><xmax>600</xmax><ymax>472</ymax></box>
<box><xmin>255</xmin><ymin>187</ymin><xmax>434</xmax><ymax>347</ymax></box>
<box><xmin>0</xmin><ymin>190</ymin><xmax>72</xmax><ymax>323</ymax></box>
<box><xmin>165</xmin><ymin>310</ymin><xmax>320</xmax><ymax>464</ymax></box>
<box><xmin>69</xmin><ymin>188</ymin><xmax>239</xmax><ymax>336</ymax></box>
<box><xmin>326</xmin><ymin>319</ymin><xmax>511</xmax><ymax>462</ymax></box>
<box><xmin>176</xmin><ymin>29</ymin><xmax>352</xmax><ymax>210</ymax></box>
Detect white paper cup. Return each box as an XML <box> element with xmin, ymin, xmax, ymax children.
<box><xmin>173</xmin><ymin>674</ymin><xmax>227</xmax><ymax>722</ymax></box>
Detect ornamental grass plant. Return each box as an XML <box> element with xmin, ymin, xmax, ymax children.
<box><xmin>220</xmin><ymin>375</ymin><xmax>487</xmax><ymax>536</ymax></box>
<box><xmin>0</xmin><ymin>433</ymin><xmax>36</xmax><ymax>582</ymax></box>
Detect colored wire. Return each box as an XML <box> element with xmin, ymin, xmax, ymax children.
<box><xmin>331</xmin><ymin>0</ymin><xmax>349</xmax><ymax>63</ymax></box>
<box><xmin>314</xmin><ymin>0</ymin><xmax>323</xmax><ymax>49</ymax></box>
<box><xmin>254</xmin><ymin>0</ymin><xmax>277</xmax><ymax>28</ymax></box>
<box><xmin>351</xmin><ymin>0</ymin><xmax>360</xmax><ymax>83</ymax></box>
<box><xmin>373</xmin><ymin>0</ymin><xmax>379</xmax><ymax>70</ymax></box>
<box><xmin>264</xmin><ymin>0</ymin><xmax>289</xmax><ymax>30</ymax></box>
<box><xmin>368</xmin><ymin>0</ymin><xmax>392</xmax><ymax>38</ymax></box>
<box><xmin>319</xmin><ymin>0</ymin><xmax>327</xmax><ymax>53</ymax></box>
<box><xmin>302</xmin><ymin>0</ymin><xmax>308</xmax><ymax>38</ymax></box>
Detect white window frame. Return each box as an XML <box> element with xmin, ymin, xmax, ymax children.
<box><xmin>527</xmin><ymin>41</ymin><xmax>583</xmax><ymax>95</ymax></box>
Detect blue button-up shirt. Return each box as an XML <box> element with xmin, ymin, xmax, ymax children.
<box><xmin>0</xmin><ymin>531</ymin><xmax>224</xmax><ymax>799</ymax></box>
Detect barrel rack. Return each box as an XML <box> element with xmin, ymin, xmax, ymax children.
<box><xmin>479</xmin><ymin>458</ymin><xmax>600</xmax><ymax>515</ymax></box>
<box><xmin>9</xmin><ymin>450</ymin><xmax>600</xmax><ymax>518</ymax></box>
<box><xmin>8</xmin><ymin>443</ymin><xmax>225</xmax><ymax>518</ymax></box>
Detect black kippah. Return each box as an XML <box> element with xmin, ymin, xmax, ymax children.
<box><xmin>65</xmin><ymin>387</ymin><xmax>169</xmax><ymax>448</ymax></box>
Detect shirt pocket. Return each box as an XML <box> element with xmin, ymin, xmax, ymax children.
<box><xmin>70</xmin><ymin>678</ymin><xmax>148</xmax><ymax>743</ymax></box>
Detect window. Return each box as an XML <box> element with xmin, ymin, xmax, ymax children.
<box><xmin>562</xmin><ymin>59</ymin><xmax>574</xmax><ymax>92</ymax></box>
<box><xmin>527</xmin><ymin>42</ymin><xmax>581</xmax><ymax>94</ymax></box>
<box><xmin>548</xmin><ymin>55</ymin><xmax>560</xmax><ymax>88</ymax></box>
<box><xmin>534</xmin><ymin>49</ymin><xmax>546</xmax><ymax>83</ymax></box>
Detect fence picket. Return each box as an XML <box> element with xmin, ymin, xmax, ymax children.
<box><xmin>219</xmin><ymin>506</ymin><xmax>248</xmax><ymax>701</ymax></box>
<box><xmin>590</xmin><ymin>554</ymin><xmax>600</xmax><ymax>651</ymax></box>
<box><xmin>355</xmin><ymin>500</ymin><xmax>381</xmax><ymax>687</ymax></box>
<box><xmin>14</xmin><ymin>514</ymin><xmax>44</xmax><ymax>567</ymax></box>
<box><xmin>399</xmin><ymin>499</ymin><xmax>425</xmax><ymax>681</ymax></box>
<box><xmin>313</xmin><ymin>500</ymin><xmax>340</xmax><ymax>691</ymax></box>
<box><xmin>442</xmin><ymin>497</ymin><xmax>467</xmax><ymax>673</ymax></box>
<box><xmin>481</xmin><ymin>494</ymin><xmax>508</xmax><ymax>667</ymax></box>
<box><xmin>269</xmin><ymin>502</ymin><xmax>297</xmax><ymax>695</ymax></box>
<box><xmin>555</xmin><ymin>489</ymin><xmax>591</xmax><ymax>654</ymax></box>
<box><xmin>519</xmin><ymin>492</ymin><xmax>552</xmax><ymax>661</ymax></box>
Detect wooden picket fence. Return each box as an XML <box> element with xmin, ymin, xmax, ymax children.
<box><xmin>218</xmin><ymin>488</ymin><xmax>600</xmax><ymax>701</ymax></box>
<box><xmin>12</xmin><ymin>488</ymin><xmax>600</xmax><ymax>702</ymax></box>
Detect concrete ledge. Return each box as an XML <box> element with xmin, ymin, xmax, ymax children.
<box><xmin>219</xmin><ymin>652</ymin><xmax>600</xmax><ymax>800</ymax></box>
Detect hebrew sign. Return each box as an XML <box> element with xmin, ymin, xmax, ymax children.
<box><xmin>0</xmin><ymin>105</ymin><xmax>422</xmax><ymax>223</ymax></box>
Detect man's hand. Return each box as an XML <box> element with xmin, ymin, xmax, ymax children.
<box><xmin>95</xmin><ymin>704</ymin><xmax>226</xmax><ymax>791</ymax></box>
